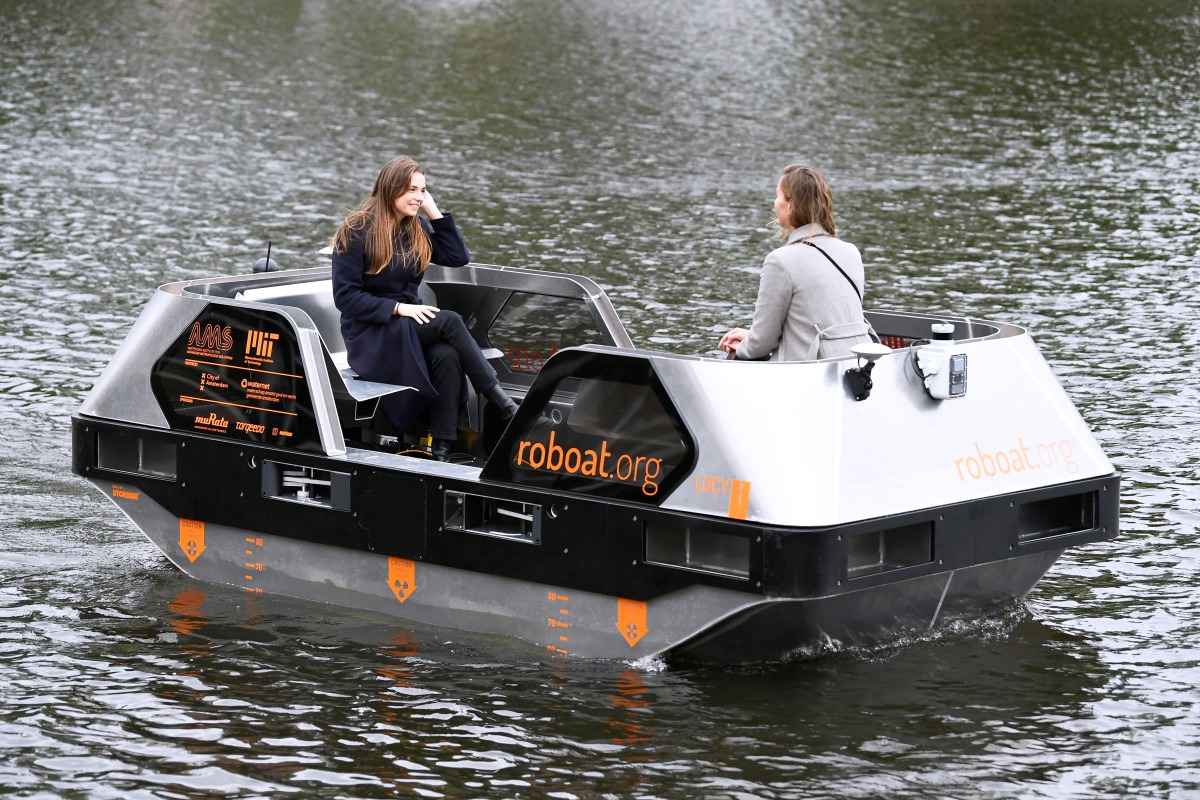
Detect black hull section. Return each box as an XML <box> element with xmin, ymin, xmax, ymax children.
<box><xmin>74</xmin><ymin>413</ymin><xmax>1117</xmax><ymax>661</ymax></box>
<box><xmin>670</xmin><ymin>549</ymin><xmax>1061</xmax><ymax>664</ymax></box>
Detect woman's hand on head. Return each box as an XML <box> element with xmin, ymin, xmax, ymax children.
<box><xmin>420</xmin><ymin>192</ymin><xmax>442</xmax><ymax>220</ymax></box>
<box><xmin>394</xmin><ymin>303</ymin><xmax>440</xmax><ymax>324</ymax></box>
<box><xmin>718</xmin><ymin>327</ymin><xmax>748</xmax><ymax>353</ymax></box>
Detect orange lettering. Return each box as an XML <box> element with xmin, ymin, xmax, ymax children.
<box><xmin>513</xmin><ymin>436</ymin><xmax>663</xmax><ymax>496</ymax></box>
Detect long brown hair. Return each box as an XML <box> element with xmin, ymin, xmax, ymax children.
<box><xmin>779</xmin><ymin>163</ymin><xmax>837</xmax><ymax>236</ymax></box>
<box><xmin>332</xmin><ymin>157</ymin><xmax>433</xmax><ymax>275</ymax></box>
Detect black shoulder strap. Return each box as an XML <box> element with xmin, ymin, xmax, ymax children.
<box><xmin>801</xmin><ymin>240</ymin><xmax>862</xmax><ymax>302</ymax></box>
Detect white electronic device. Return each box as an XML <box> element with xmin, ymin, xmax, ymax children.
<box><xmin>916</xmin><ymin>323</ymin><xmax>967</xmax><ymax>400</ymax></box>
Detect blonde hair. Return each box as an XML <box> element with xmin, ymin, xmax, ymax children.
<box><xmin>332</xmin><ymin>157</ymin><xmax>433</xmax><ymax>275</ymax></box>
<box><xmin>779</xmin><ymin>163</ymin><xmax>836</xmax><ymax>236</ymax></box>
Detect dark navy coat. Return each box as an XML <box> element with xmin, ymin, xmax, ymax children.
<box><xmin>331</xmin><ymin>214</ymin><xmax>470</xmax><ymax>431</ymax></box>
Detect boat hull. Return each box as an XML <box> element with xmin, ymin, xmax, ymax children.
<box><xmin>88</xmin><ymin>476</ymin><xmax>1070</xmax><ymax>663</ymax></box>
<box><xmin>669</xmin><ymin>549</ymin><xmax>1062</xmax><ymax>663</ymax></box>
<box><xmin>89</xmin><ymin>477</ymin><xmax>769</xmax><ymax>660</ymax></box>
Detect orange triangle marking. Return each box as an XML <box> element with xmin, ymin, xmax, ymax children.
<box><xmin>387</xmin><ymin>557</ymin><xmax>417</xmax><ymax>603</ymax></box>
<box><xmin>616</xmin><ymin>597</ymin><xmax>647</xmax><ymax>647</ymax></box>
<box><xmin>178</xmin><ymin>519</ymin><xmax>206</xmax><ymax>563</ymax></box>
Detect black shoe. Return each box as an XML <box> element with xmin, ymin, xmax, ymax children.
<box><xmin>432</xmin><ymin>438</ymin><xmax>454</xmax><ymax>462</ymax></box>
<box><xmin>483</xmin><ymin>384</ymin><xmax>520</xmax><ymax>421</ymax></box>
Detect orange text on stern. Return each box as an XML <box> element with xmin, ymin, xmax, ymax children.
<box><xmin>955</xmin><ymin>437</ymin><xmax>1078</xmax><ymax>481</ymax></box>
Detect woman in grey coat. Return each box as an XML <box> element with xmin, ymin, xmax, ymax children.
<box><xmin>718</xmin><ymin>164</ymin><xmax>874</xmax><ymax>361</ymax></box>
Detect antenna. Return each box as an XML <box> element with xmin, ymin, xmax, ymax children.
<box><xmin>253</xmin><ymin>240</ymin><xmax>279</xmax><ymax>273</ymax></box>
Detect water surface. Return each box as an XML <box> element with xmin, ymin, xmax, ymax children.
<box><xmin>3</xmin><ymin>0</ymin><xmax>1200</xmax><ymax>796</ymax></box>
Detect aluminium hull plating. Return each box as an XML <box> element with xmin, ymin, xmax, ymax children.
<box><xmin>85</xmin><ymin>471</ymin><xmax>1076</xmax><ymax>664</ymax></box>
<box><xmin>669</xmin><ymin>549</ymin><xmax>1063</xmax><ymax>662</ymax></box>
<box><xmin>88</xmin><ymin>475</ymin><xmax>776</xmax><ymax>661</ymax></box>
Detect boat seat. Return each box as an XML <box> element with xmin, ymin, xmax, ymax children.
<box><xmin>236</xmin><ymin>280</ymin><xmax>418</xmax><ymax>424</ymax></box>
<box><xmin>235</xmin><ymin>278</ymin><xmax>504</xmax><ymax>430</ymax></box>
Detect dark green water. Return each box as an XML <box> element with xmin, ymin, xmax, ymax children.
<box><xmin>3</xmin><ymin>0</ymin><xmax>1199</xmax><ymax>797</ymax></box>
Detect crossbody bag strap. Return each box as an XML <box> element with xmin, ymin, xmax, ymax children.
<box><xmin>800</xmin><ymin>240</ymin><xmax>862</xmax><ymax>302</ymax></box>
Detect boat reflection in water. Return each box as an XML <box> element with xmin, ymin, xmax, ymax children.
<box><xmin>71</xmin><ymin>258</ymin><xmax>1118</xmax><ymax>664</ymax></box>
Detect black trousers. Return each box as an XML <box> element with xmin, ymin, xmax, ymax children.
<box><xmin>414</xmin><ymin>310</ymin><xmax>498</xmax><ymax>439</ymax></box>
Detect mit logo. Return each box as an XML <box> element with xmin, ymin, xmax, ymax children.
<box><xmin>246</xmin><ymin>330</ymin><xmax>279</xmax><ymax>359</ymax></box>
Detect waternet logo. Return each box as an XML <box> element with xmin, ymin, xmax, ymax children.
<box><xmin>955</xmin><ymin>437</ymin><xmax>1078</xmax><ymax>482</ymax></box>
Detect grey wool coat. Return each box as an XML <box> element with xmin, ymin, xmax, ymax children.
<box><xmin>735</xmin><ymin>223</ymin><xmax>874</xmax><ymax>361</ymax></box>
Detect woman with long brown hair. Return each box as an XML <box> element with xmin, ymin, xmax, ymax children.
<box><xmin>718</xmin><ymin>164</ymin><xmax>874</xmax><ymax>361</ymax></box>
<box><xmin>332</xmin><ymin>157</ymin><xmax>518</xmax><ymax>460</ymax></box>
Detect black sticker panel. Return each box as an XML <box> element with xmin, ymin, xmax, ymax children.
<box><xmin>482</xmin><ymin>349</ymin><xmax>695</xmax><ymax>504</ymax></box>
<box><xmin>150</xmin><ymin>304</ymin><xmax>323</xmax><ymax>452</ymax></box>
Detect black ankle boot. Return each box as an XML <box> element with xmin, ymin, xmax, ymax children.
<box><xmin>431</xmin><ymin>438</ymin><xmax>453</xmax><ymax>462</ymax></box>
<box><xmin>483</xmin><ymin>384</ymin><xmax>520</xmax><ymax>420</ymax></box>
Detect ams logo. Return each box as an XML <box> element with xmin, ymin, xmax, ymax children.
<box><xmin>187</xmin><ymin>323</ymin><xmax>233</xmax><ymax>352</ymax></box>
